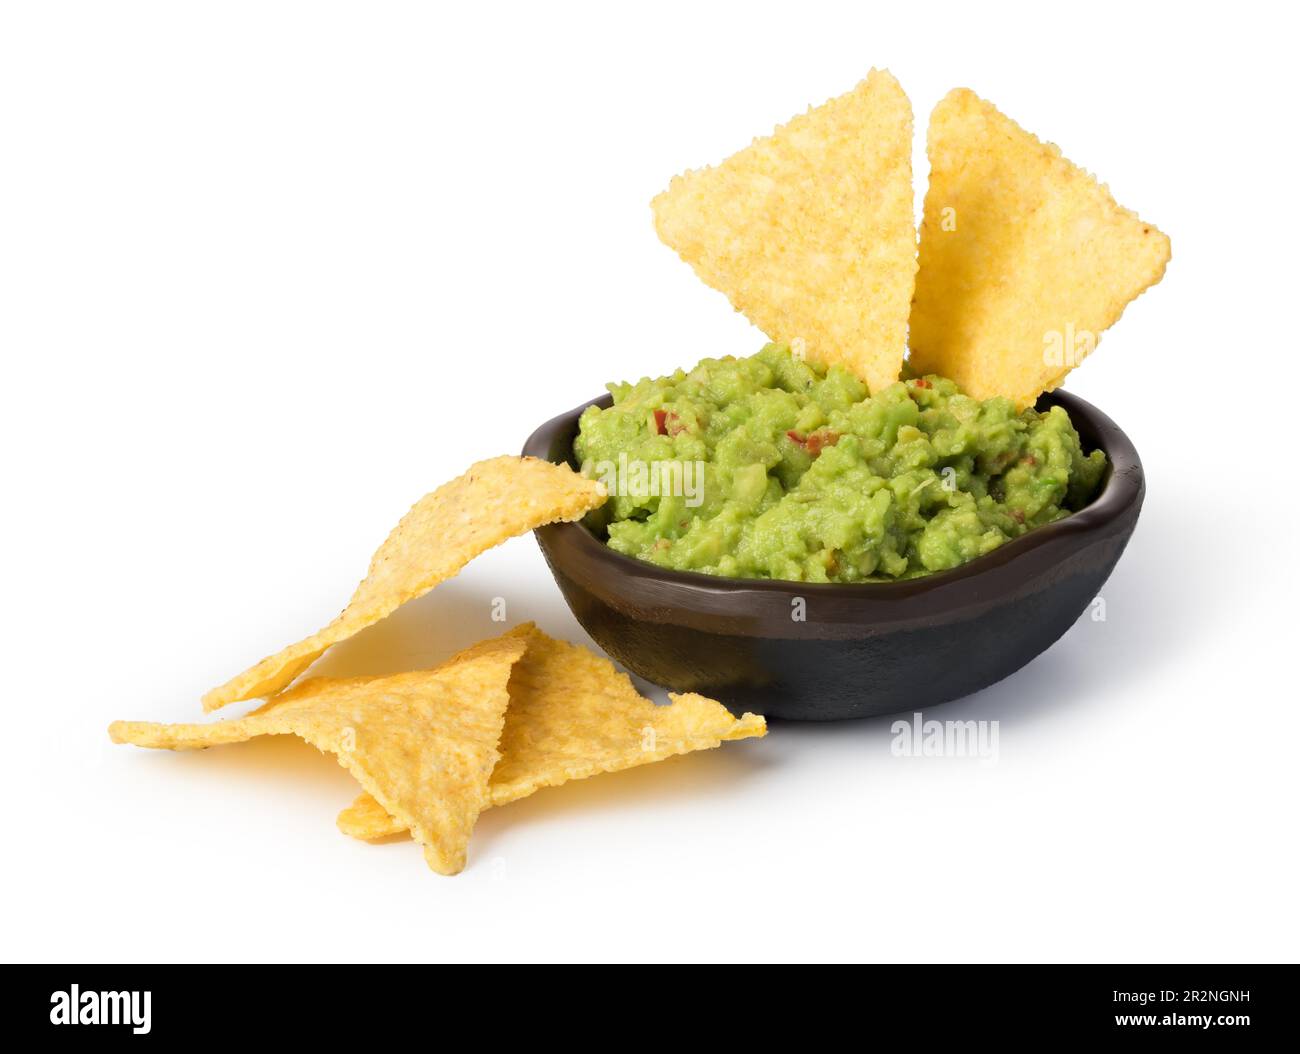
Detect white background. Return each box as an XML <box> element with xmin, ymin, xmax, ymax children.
<box><xmin>2</xmin><ymin>1</ymin><xmax>1295</xmax><ymax>964</ymax></box>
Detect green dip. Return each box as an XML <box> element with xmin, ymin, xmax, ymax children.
<box><xmin>574</xmin><ymin>344</ymin><xmax>1107</xmax><ymax>583</ymax></box>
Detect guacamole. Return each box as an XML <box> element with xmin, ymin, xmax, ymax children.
<box><xmin>574</xmin><ymin>344</ymin><xmax>1107</xmax><ymax>583</ymax></box>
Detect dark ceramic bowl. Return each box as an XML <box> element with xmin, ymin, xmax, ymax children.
<box><xmin>523</xmin><ymin>390</ymin><xmax>1143</xmax><ymax>721</ymax></box>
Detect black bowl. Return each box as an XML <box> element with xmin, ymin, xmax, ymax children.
<box><xmin>523</xmin><ymin>390</ymin><xmax>1143</xmax><ymax>721</ymax></box>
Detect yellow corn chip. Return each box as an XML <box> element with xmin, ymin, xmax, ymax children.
<box><xmin>651</xmin><ymin>68</ymin><xmax>916</xmax><ymax>394</ymax></box>
<box><xmin>337</xmin><ymin>792</ymin><xmax>415</xmax><ymax>839</ymax></box>
<box><xmin>337</xmin><ymin>625</ymin><xmax>766</xmax><ymax>840</ymax></box>
<box><xmin>909</xmin><ymin>88</ymin><xmax>1171</xmax><ymax>408</ymax></box>
<box><xmin>111</xmin><ymin>632</ymin><xmax>527</xmax><ymax>875</ymax></box>
<box><xmin>203</xmin><ymin>457</ymin><xmax>605</xmax><ymax>711</ymax></box>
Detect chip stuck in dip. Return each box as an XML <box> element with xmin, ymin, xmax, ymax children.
<box><xmin>576</xmin><ymin>344</ymin><xmax>1107</xmax><ymax>583</ymax></box>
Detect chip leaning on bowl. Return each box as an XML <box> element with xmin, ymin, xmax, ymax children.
<box><xmin>575</xmin><ymin>344</ymin><xmax>1107</xmax><ymax>583</ymax></box>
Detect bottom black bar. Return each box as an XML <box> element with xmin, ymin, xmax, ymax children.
<box><xmin>3</xmin><ymin>965</ymin><xmax>1293</xmax><ymax>1041</ymax></box>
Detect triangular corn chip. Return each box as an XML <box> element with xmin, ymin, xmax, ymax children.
<box><xmin>111</xmin><ymin>632</ymin><xmax>528</xmax><ymax>875</ymax></box>
<box><xmin>203</xmin><ymin>456</ymin><xmax>606</xmax><ymax>711</ymax></box>
<box><xmin>651</xmin><ymin>68</ymin><xmax>916</xmax><ymax>394</ymax></box>
<box><xmin>337</xmin><ymin>625</ymin><xmax>766</xmax><ymax>840</ymax></box>
<box><xmin>909</xmin><ymin>88</ymin><xmax>1171</xmax><ymax>408</ymax></box>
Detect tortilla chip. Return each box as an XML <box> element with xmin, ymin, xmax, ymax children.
<box><xmin>337</xmin><ymin>626</ymin><xmax>766</xmax><ymax>840</ymax></box>
<box><xmin>909</xmin><ymin>88</ymin><xmax>1171</xmax><ymax>408</ymax></box>
<box><xmin>202</xmin><ymin>456</ymin><xmax>605</xmax><ymax>711</ymax></box>
<box><xmin>651</xmin><ymin>68</ymin><xmax>916</xmax><ymax>394</ymax></box>
<box><xmin>111</xmin><ymin>632</ymin><xmax>527</xmax><ymax>875</ymax></box>
<box><xmin>337</xmin><ymin>792</ymin><xmax>410</xmax><ymax>839</ymax></box>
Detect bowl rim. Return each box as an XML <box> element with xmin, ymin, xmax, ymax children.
<box><xmin>522</xmin><ymin>387</ymin><xmax>1144</xmax><ymax>602</ymax></box>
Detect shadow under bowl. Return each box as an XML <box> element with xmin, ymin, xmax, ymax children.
<box><xmin>524</xmin><ymin>390</ymin><xmax>1144</xmax><ymax>721</ymax></box>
